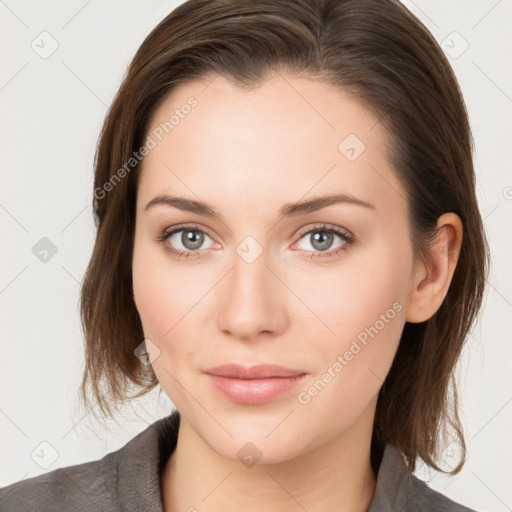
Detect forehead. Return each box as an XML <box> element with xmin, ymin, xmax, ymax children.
<box><xmin>137</xmin><ymin>73</ymin><xmax>407</xmax><ymax>221</ymax></box>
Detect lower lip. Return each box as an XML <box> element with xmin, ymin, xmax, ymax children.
<box><xmin>206</xmin><ymin>374</ymin><xmax>307</xmax><ymax>405</ymax></box>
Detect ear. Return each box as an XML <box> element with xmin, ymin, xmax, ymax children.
<box><xmin>405</xmin><ymin>213</ymin><xmax>463</xmax><ymax>323</ymax></box>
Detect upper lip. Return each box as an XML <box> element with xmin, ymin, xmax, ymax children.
<box><xmin>205</xmin><ymin>364</ymin><xmax>306</xmax><ymax>379</ymax></box>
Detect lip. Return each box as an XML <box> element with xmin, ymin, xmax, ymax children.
<box><xmin>205</xmin><ymin>364</ymin><xmax>305</xmax><ymax>379</ymax></box>
<box><xmin>204</xmin><ymin>364</ymin><xmax>308</xmax><ymax>405</ymax></box>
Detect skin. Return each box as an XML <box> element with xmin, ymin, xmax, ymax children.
<box><xmin>132</xmin><ymin>72</ymin><xmax>463</xmax><ymax>512</ymax></box>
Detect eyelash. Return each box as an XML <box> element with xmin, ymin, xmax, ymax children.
<box><xmin>155</xmin><ymin>222</ymin><xmax>355</xmax><ymax>260</ymax></box>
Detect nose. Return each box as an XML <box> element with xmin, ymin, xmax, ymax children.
<box><xmin>215</xmin><ymin>247</ymin><xmax>288</xmax><ymax>343</ymax></box>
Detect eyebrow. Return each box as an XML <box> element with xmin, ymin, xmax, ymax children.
<box><xmin>144</xmin><ymin>193</ymin><xmax>375</xmax><ymax>219</ymax></box>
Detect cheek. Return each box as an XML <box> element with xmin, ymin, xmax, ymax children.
<box><xmin>132</xmin><ymin>238</ymin><xmax>215</xmax><ymax>376</ymax></box>
<box><xmin>279</xmin><ymin>245</ymin><xmax>410</xmax><ymax>456</ymax></box>
<box><xmin>132</xmin><ymin>238</ymin><xmax>218</xmax><ymax>412</ymax></box>
<box><xmin>132</xmin><ymin>245</ymin><xmax>189</xmax><ymax>402</ymax></box>
<box><xmin>298</xmin><ymin>238</ymin><xmax>411</xmax><ymax>350</ymax></box>
<box><xmin>132</xmin><ymin>239</ymin><xmax>187</xmax><ymax>342</ymax></box>
<box><xmin>298</xmin><ymin>241</ymin><xmax>410</xmax><ymax>383</ymax></box>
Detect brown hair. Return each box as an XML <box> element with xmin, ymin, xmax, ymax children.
<box><xmin>79</xmin><ymin>0</ymin><xmax>490</xmax><ymax>474</ymax></box>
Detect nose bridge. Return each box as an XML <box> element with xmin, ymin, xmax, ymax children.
<box><xmin>216</xmin><ymin>237</ymin><xmax>287</xmax><ymax>341</ymax></box>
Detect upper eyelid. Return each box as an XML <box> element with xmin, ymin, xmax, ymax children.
<box><xmin>163</xmin><ymin>223</ymin><xmax>216</xmax><ymax>240</ymax></box>
<box><xmin>295</xmin><ymin>223</ymin><xmax>352</xmax><ymax>238</ymax></box>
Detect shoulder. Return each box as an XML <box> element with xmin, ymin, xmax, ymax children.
<box><xmin>0</xmin><ymin>411</ymin><xmax>179</xmax><ymax>512</ymax></box>
<box><xmin>407</xmin><ymin>473</ymin><xmax>477</xmax><ymax>512</ymax></box>
<box><xmin>0</xmin><ymin>451</ymin><xmax>120</xmax><ymax>512</ymax></box>
<box><xmin>369</xmin><ymin>444</ymin><xmax>478</xmax><ymax>512</ymax></box>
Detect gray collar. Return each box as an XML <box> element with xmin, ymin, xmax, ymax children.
<box><xmin>114</xmin><ymin>410</ymin><xmax>474</xmax><ymax>511</ymax></box>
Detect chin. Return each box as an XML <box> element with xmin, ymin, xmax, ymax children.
<box><xmin>210</xmin><ymin>426</ymin><xmax>308</xmax><ymax>466</ymax></box>
<box><xmin>184</xmin><ymin>402</ymin><xmax>326</xmax><ymax>465</ymax></box>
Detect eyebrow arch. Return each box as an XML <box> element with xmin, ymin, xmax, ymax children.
<box><xmin>144</xmin><ymin>193</ymin><xmax>375</xmax><ymax>220</ymax></box>
<box><xmin>280</xmin><ymin>194</ymin><xmax>375</xmax><ymax>217</ymax></box>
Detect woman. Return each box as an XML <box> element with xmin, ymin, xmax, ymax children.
<box><xmin>0</xmin><ymin>0</ymin><xmax>489</xmax><ymax>510</ymax></box>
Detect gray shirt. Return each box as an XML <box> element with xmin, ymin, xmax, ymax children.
<box><xmin>0</xmin><ymin>410</ymin><xmax>476</xmax><ymax>511</ymax></box>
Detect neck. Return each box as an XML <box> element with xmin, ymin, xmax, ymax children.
<box><xmin>161</xmin><ymin>408</ymin><xmax>378</xmax><ymax>512</ymax></box>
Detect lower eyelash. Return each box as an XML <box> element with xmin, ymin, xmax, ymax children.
<box><xmin>164</xmin><ymin>245</ymin><xmax>200</xmax><ymax>259</ymax></box>
<box><xmin>156</xmin><ymin>224</ymin><xmax>354</xmax><ymax>260</ymax></box>
<box><xmin>304</xmin><ymin>241</ymin><xmax>350</xmax><ymax>259</ymax></box>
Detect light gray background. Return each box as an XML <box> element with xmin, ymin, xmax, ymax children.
<box><xmin>1</xmin><ymin>0</ymin><xmax>511</xmax><ymax>510</ymax></box>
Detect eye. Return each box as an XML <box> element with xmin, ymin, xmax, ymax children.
<box><xmin>293</xmin><ymin>223</ymin><xmax>354</xmax><ymax>259</ymax></box>
<box><xmin>156</xmin><ymin>224</ymin><xmax>218</xmax><ymax>259</ymax></box>
<box><xmin>156</xmin><ymin>222</ymin><xmax>354</xmax><ymax>260</ymax></box>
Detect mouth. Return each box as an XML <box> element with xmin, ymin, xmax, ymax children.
<box><xmin>204</xmin><ymin>364</ymin><xmax>308</xmax><ymax>405</ymax></box>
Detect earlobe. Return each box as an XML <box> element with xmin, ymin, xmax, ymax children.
<box><xmin>405</xmin><ymin>213</ymin><xmax>463</xmax><ymax>324</ymax></box>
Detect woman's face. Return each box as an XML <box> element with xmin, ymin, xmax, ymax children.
<box><xmin>133</xmin><ymin>72</ymin><xmax>420</xmax><ymax>463</ymax></box>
